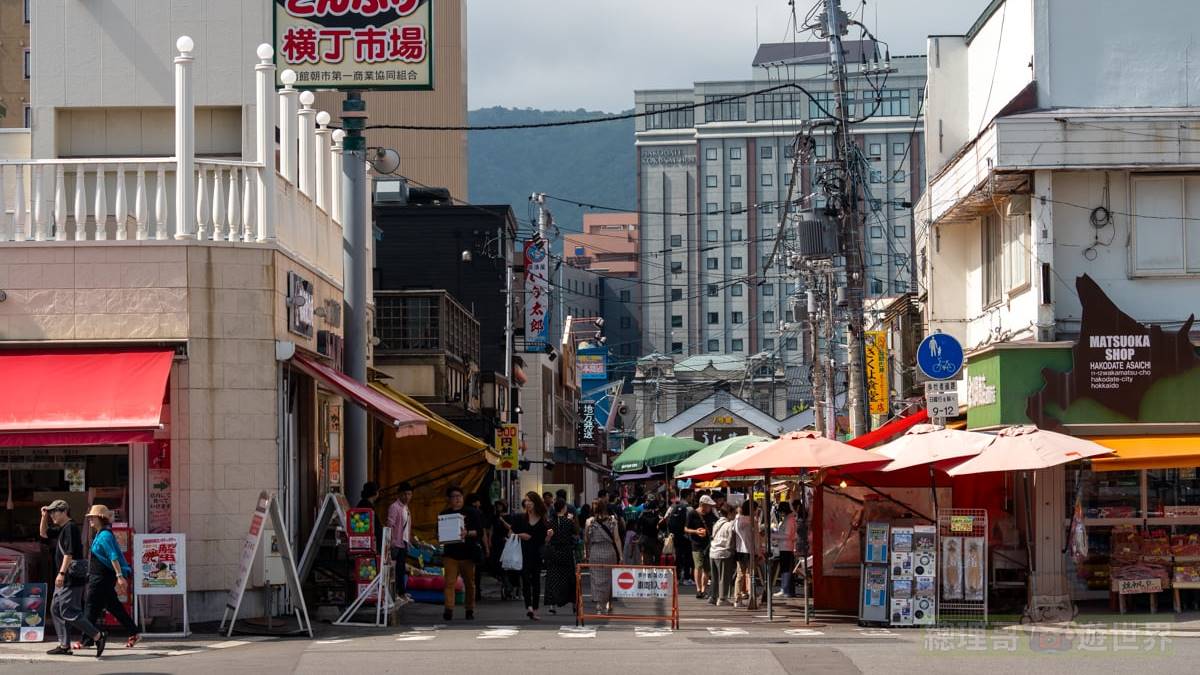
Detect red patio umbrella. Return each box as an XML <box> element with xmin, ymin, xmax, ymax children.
<box><xmin>875</xmin><ymin>424</ymin><xmax>994</xmax><ymax>473</ymax></box>
<box><xmin>946</xmin><ymin>425</ymin><xmax>1112</xmax><ymax>476</ymax></box>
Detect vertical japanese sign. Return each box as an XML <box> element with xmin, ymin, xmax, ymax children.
<box><xmin>274</xmin><ymin>0</ymin><xmax>434</xmax><ymax>90</ymax></box>
<box><xmin>495</xmin><ymin>423</ymin><xmax>519</xmax><ymax>470</ymax></box>
<box><xmin>577</xmin><ymin>401</ymin><xmax>598</xmax><ymax>452</ymax></box>
<box><xmin>133</xmin><ymin>533</ymin><xmax>186</xmax><ymax>595</ymax></box>
<box><xmin>864</xmin><ymin>330</ymin><xmax>889</xmax><ymax>415</ymax></box>
<box><xmin>524</xmin><ymin>240</ymin><xmax>551</xmax><ymax>352</ymax></box>
<box><xmin>148</xmin><ymin>440</ymin><xmax>172</xmax><ymax>534</ymax></box>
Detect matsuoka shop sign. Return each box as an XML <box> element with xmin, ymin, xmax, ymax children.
<box><xmin>274</xmin><ymin>0</ymin><xmax>433</xmax><ymax>90</ymax></box>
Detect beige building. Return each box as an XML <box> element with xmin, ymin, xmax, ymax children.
<box><xmin>0</xmin><ymin>0</ymin><xmax>30</xmax><ymax>129</ymax></box>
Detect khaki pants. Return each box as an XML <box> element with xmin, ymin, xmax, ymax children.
<box><xmin>443</xmin><ymin>558</ymin><xmax>476</xmax><ymax>610</ymax></box>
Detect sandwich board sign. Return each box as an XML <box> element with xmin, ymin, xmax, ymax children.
<box><xmin>219</xmin><ymin>491</ymin><xmax>313</xmax><ymax>638</ymax></box>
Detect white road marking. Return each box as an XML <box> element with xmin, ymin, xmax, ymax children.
<box><xmin>855</xmin><ymin>628</ymin><xmax>897</xmax><ymax>637</ymax></box>
<box><xmin>164</xmin><ymin>649</ymin><xmax>205</xmax><ymax>656</ymax></box>
<box><xmin>558</xmin><ymin>626</ymin><xmax>597</xmax><ymax>638</ymax></box>
<box><xmin>707</xmin><ymin>627</ymin><xmax>749</xmax><ymax>637</ymax></box>
<box><xmin>783</xmin><ymin>628</ymin><xmax>826</xmax><ymax>637</ymax></box>
<box><xmin>316</xmin><ymin>638</ymin><xmax>353</xmax><ymax>645</ymax></box>
<box><xmin>412</xmin><ymin>625</ymin><xmax>445</xmax><ymax>632</ymax></box>
<box><xmin>634</xmin><ymin>626</ymin><xmax>674</xmax><ymax>638</ymax></box>
<box><xmin>395</xmin><ymin>634</ymin><xmax>437</xmax><ymax>642</ymax></box>
<box><xmin>208</xmin><ymin>640</ymin><xmax>253</xmax><ymax>649</ymax></box>
<box><xmin>478</xmin><ymin>626</ymin><xmax>520</xmax><ymax>639</ymax></box>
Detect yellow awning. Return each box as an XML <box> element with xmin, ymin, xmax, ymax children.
<box><xmin>370</xmin><ymin>382</ymin><xmax>494</xmax><ymax>461</ymax></box>
<box><xmin>1088</xmin><ymin>435</ymin><xmax>1200</xmax><ymax>472</ymax></box>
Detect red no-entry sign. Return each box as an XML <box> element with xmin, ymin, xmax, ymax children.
<box><xmin>616</xmin><ymin>571</ymin><xmax>635</xmax><ymax>591</ymax></box>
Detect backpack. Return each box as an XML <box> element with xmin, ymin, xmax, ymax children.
<box><xmin>666</xmin><ymin>504</ymin><xmax>689</xmax><ymax>534</ymax></box>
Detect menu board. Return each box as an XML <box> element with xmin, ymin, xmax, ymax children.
<box><xmin>0</xmin><ymin>583</ymin><xmax>48</xmax><ymax>643</ymax></box>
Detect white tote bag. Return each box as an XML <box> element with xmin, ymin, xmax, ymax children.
<box><xmin>500</xmin><ymin>534</ymin><xmax>524</xmax><ymax>571</ymax></box>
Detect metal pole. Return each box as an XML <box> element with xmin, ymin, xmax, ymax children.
<box><xmin>764</xmin><ymin>471</ymin><xmax>773</xmax><ymax>621</ymax></box>
<box><xmin>341</xmin><ymin>90</ymin><xmax>368</xmax><ymax>504</ymax></box>
<box><xmin>503</xmin><ymin>225</ymin><xmax>515</xmax><ymax>508</ymax></box>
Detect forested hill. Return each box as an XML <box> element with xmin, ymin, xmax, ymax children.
<box><xmin>467</xmin><ymin>107</ymin><xmax>636</xmax><ymax>241</ymax></box>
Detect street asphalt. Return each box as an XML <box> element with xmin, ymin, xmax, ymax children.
<box><xmin>5</xmin><ymin>587</ymin><xmax>1200</xmax><ymax>674</ymax></box>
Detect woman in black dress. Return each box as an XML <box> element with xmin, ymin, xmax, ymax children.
<box><xmin>502</xmin><ymin>491</ymin><xmax>552</xmax><ymax>620</ymax></box>
<box><xmin>543</xmin><ymin>498</ymin><xmax>578</xmax><ymax>614</ymax></box>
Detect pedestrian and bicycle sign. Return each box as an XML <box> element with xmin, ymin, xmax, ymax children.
<box><xmin>917</xmin><ymin>333</ymin><xmax>964</xmax><ymax>380</ymax></box>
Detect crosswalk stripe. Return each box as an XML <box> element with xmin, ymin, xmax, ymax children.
<box><xmin>558</xmin><ymin>626</ymin><xmax>596</xmax><ymax>638</ymax></box>
<box><xmin>396</xmin><ymin>634</ymin><xmax>437</xmax><ymax>642</ymax></box>
<box><xmin>634</xmin><ymin>626</ymin><xmax>673</xmax><ymax>638</ymax></box>
<box><xmin>783</xmin><ymin>628</ymin><xmax>825</xmax><ymax>637</ymax></box>
<box><xmin>478</xmin><ymin>626</ymin><xmax>520</xmax><ymax>639</ymax></box>
<box><xmin>707</xmin><ymin>627</ymin><xmax>749</xmax><ymax>637</ymax></box>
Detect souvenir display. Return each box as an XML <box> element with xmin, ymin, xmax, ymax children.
<box><xmin>891</xmin><ymin>527</ymin><xmax>913</xmax><ymax>553</ymax></box>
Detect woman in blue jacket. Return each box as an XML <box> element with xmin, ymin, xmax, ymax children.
<box><xmin>75</xmin><ymin>504</ymin><xmax>140</xmax><ymax>650</ymax></box>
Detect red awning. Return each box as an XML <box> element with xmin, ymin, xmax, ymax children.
<box><xmin>846</xmin><ymin>409</ymin><xmax>930</xmax><ymax>450</ymax></box>
<box><xmin>0</xmin><ymin>348</ymin><xmax>174</xmax><ymax>447</ymax></box>
<box><xmin>290</xmin><ymin>354</ymin><xmax>427</xmax><ymax>438</ymax></box>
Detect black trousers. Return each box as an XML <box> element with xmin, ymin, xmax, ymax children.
<box><xmin>84</xmin><ymin>573</ymin><xmax>138</xmax><ymax>636</ymax></box>
<box><xmin>520</xmin><ymin>562</ymin><xmax>542</xmax><ymax>610</ymax></box>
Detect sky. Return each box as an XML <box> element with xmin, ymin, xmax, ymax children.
<box><xmin>467</xmin><ymin>0</ymin><xmax>992</xmax><ymax>112</ymax></box>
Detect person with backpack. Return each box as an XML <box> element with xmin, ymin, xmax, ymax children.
<box><xmin>708</xmin><ymin>504</ymin><xmax>738</xmax><ymax>606</ymax></box>
<box><xmin>661</xmin><ymin>489</ymin><xmax>693</xmax><ymax>586</ymax></box>
<box><xmin>635</xmin><ymin>498</ymin><xmax>662</xmax><ymax>565</ymax></box>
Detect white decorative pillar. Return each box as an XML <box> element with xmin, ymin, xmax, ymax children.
<box><xmin>134</xmin><ymin>167</ymin><xmax>148</xmax><ymax>240</ymax></box>
<box><xmin>72</xmin><ymin>165</ymin><xmax>86</xmax><ymax>241</ymax></box>
<box><xmin>94</xmin><ymin>166</ymin><xmax>108</xmax><ymax>240</ymax></box>
<box><xmin>13</xmin><ymin>165</ymin><xmax>27</xmax><ymax>241</ymax></box>
<box><xmin>0</xmin><ymin>166</ymin><xmax>7</xmax><ymax>241</ymax></box>
<box><xmin>49</xmin><ymin>165</ymin><xmax>63</xmax><ymax>241</ymax></box>
<box><xmin>174</xmin><ymin>36</ymin><xmax>196</xmax><ymax>240</ymax></box>
<box><xmin>297</xmin><ymin>91</ymin><xmax>316</xmax><ymax>199</ymax></box>
<box><xmin>114</xmin><ymin>165</ymin><xmax>128</xmax><ymax>240</ymax></box>
<box><xmin>330</xmin><ymin>129</ymin><xmax>344</xmax><ymax>222</ymax></box>
<box><xmin>279</xmin><ymin>70</ymin><xmax>300</xmax><ymax>185</ymax></box>
<box><xmin>314</xmin><ymin>111</ymin><xmax>331</xmax><ymax>212</ymax></box>
<box><xmin>255</xmin><ymin>44</ymin><xmax>277</xmax><ymax>242</ymax></box>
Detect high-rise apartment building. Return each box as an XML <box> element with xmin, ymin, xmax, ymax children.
<box><xmin>0</xmin><ymin>0</ymin><xmax>31</xmax><ymax>129</ymax></box>
<box><xmin>634</xmin><ymin>40</ymin><xmax>925</xmax><ymax>358</ymax></box>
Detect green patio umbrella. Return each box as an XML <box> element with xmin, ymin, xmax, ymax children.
<box><xmin>674</xmin><ymin>435</ymin><xmax>769</xmax><ymax>475</ymax></box>
<box><xmin>612</xmin><ymin>436</ymin><xmax>705</xmax><ymax>473</ymax></box>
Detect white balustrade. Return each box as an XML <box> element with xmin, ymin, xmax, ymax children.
<box><xmin>227</xmin><ymin>167</ymin><xmax>241</xmax><ymax>242</ymax></box>
<box><xmin>155</xmin><ymin>165</ymin><xmax>168</xmax><ymax>240</ymax></box>
<box><xmin>113</xmin><ymin>165</ymin><xmax>127</xmax><ymax>241</ymax></box>
<box><xmin>195</xmin><ymin>166</ymin><xmax>208</xmax><ymax>241</ymax></box>
<box><xmin>94</xmin><ymin>166</ymin><xmax>108</xmax><ymax>241</ymax></box>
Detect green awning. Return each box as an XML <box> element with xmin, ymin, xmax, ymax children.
<box><xmin>674</xmin><ymin>435</ymin><xmax>770</xmax><ymax>475</ymax></box>
<box><xmin>612</xmin><ymin>436</ymin><xmax>705</xmax><ymax>473</ymax></box>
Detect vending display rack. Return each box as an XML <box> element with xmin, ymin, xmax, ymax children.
<box><xmin>937</xmin><ymin>508</ymin><xmax>988</xmax><ymax>625</ymax></box>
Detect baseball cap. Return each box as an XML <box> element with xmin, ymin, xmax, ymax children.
<box><xmin>699</xmin><ymin>495</ymin><xmax>716</xmax><ymax>506</ymax></box>
<box><xmin>45</xmin><ymin>499</ymin><xmax>69</xmax><ymax>512</ymax></box>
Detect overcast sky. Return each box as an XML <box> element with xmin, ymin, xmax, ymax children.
<box><xmin>467</xmin><ymin>0</ymin><xmax>992</xmax><ymax>112</ymax></box>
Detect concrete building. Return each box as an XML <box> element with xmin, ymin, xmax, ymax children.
<box><xmin>634</xmin><ymin>41</ymin><xmax>926</xmax><ymax>358</ymax></box>
<box><xmin>0</xmin><ymin>0</ymin><xmax>30</xmax><ymax>129</ymax></box>
<box><xmin>917</xmin><ymin>0</ymin><xmax>1200</xmax><ymax>620</ymax></box>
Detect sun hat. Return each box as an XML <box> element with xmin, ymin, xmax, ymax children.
<box><xmin>699</xmin><ymin>495</ymin><xmax>717</xmax><ymax>506</ymax></box>
<box><xmin>85</xmin><ymin>504</ymin><xmax>113</xmax><ymax>521</ymax></box>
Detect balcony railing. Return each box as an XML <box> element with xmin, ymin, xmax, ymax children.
<box><xmin>0</xmin><ymin>38</ymin><xmax>349</xmax><ymax>284</ymax></box>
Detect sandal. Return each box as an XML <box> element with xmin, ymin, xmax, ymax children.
<box><xmin>126</xmin><ymin>634</ymin><xmax>141</xmax><ymax>648</ymax></box>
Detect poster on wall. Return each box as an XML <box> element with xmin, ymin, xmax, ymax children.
<box><xmin>133</xmin><ymin>534</ymin><xmax>186</xmax><ymax>596</ymax></box>
<box><xmin>941</xmin><ymin>536</ymin><xmax>963</xmax><ymax>600</ymax></box>
<box><xmin>274</xmin><ymin>0</ymin><xmax>434</xmax><ymax>90</ymax></box>
<box><xmin>0</xmin><ymin>583</ymin><xmax>47</xmax><ymax>643</ymax></box>
<box><xmin>864</xmin><ymin>330</ymin><xmax>889</xmax><ymax>414</ymax></box>
<box><xmin>148</xmin><ymin>440</ymin><xmax>172</xmax><ymax>534</ymax></box>
<box><xmin>963</xmin><ymin>537</ymin><xmax>986</xmax><ymax>601</ymax></box>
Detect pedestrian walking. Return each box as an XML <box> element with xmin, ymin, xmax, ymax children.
<box><xmin>685</xmin><ymin>495</ymin><xmax>718</xmax><ymax>599</ymax></box>
<box><xmin>708</xmin><ymin>505</ymin><xmax>737</xmax><ymax>606</ymax></box>
<box><xmin>490</xmin><ymin>500</ymin><xmax>519</xmax><ymax>600</ymax></box>
<box><xmin>771</xmin><ymin>501</ymin><xmax>796</xmax><ymax>598</ymax></box>
<box><xmin>39</xmin><ymin>500</ymin><xmax>106</xmax><ymax>657</ymax></box>
<box><xmin>503</xmin><ymin>491</ymin><xmax>552</xmax><ymax>621</ymax></box>
<box><xmin>662</xmin><ymin>489</ymin><xmax>693</xmax><ymax>586</ymax></box>
<box><xmin>732</xmin><ymin>500</ymin><xmax>757</xmax><ymax>607</ymax></box>
<box><xmin>635</xmin><ymin>499</ymin><xmax>662</xmax><ymax>565</ymax></box>
<box><xmin>73</xmin><ymin>505</ymin><xmax>139</xmax><ymax>650</ymax></box>
<box><xmin>439</xmin><ymin>486</ymin><xmax>484</xmax><ymax>621</ymax></box>
<box><xmin>387</xmin><ymin>481</ymin><xmax>413</xmax><ymax>604</ymax></box>
<box><xmin>583</xmin><ymin>499</ymin><xmax>622</xmax><ymax>614</ymax></box>
<box><xmin>544</xmin><ymin>498</ymin><xmax>577</xmax><ymax>614</ymax></box>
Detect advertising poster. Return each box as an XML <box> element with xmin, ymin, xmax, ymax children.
<box><xmin>891</xmin><ymin>527</ymin><xmax>913</xmax><ymax>552</ymax></box>
<box><xmin>134</xmin><ymin>534</ymin><xmax>186</xmax><ymax>595</ymax></box>
<box><xmin>495</xmin><ymin>423</ymin><xmax>519</xmax><ymax>471</ymax></box>
<box><xmin>524</xmin><ymin>240</ymin><xmax>551</xmax><ymax>352</ymax></box>
<box><xmin>275</xmin><ymin>0</ymin><xmax>433</xmax><ymax>90</ymax></box>
<box><xmin>963</xmin><ymin>537</ymin><xmax>985</xmax><ymax>601</ymax></box>
<box><xmin>148</xmin><ymin>440</ymin><xmax>172</xmax><ymax>534</ymax></box>
<box><xmin>577</xmin><ymin>349</ymin><xmax>608</xmax><ymax>380</ymax></box>
<box><xmin>864</xmin><ymin>330</ymin><xmax>890</xmax><ymax>414</ymax></box>
<box><xmin>0</xmin><ymin>583</ymin><xmax>47</xmax><ymax>643</ymax></box>
<box><xmin>941</xmin><ymin>536</ymin><xmax>963</xmax><ymax>600</ymax></box>
<box><xmin>913</xmin><ymin>525</ymin><xmax>936</xmax><ymax>552</ymax></box>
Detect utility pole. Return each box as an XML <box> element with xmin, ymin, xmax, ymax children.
<box><xmin>341</xmin><ymin>90</ymin><xmax>368</xmax><ymax>504</ymax></box>
<box><xmin>822</xmin><ymin>0</ymin><xmax>868</xmax><ymax>436</ymax></box>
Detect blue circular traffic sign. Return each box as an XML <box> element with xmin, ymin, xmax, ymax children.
<box><xmin>917</xmin><ymin>333</ymin><xmax>964</xmax><ymax>380</ymax></box>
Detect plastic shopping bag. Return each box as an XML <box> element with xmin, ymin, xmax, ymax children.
<box><xmin>500</xmin><ymin>534</ymin><xmax>524</xmax><ymax>571</ymax></box>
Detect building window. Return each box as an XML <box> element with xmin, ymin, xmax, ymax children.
<box><xmin>671</xmin><ymin>288</ymin><xmax>683</xmax><ymax>301</ymax></box>
<box><xmin>670</xmin><ymin>234</ymin><xmax>682</xmax><ymax>247</ymax></box>
<box><xmin>732</xmin><ymin>311</ymin><xmax>743</xmax><ymax>324</ymax></box>
<box><xmin>872</xmin><ymin>278</ymin><xmax>884</xmax><ymax>295</ymax></box>
<box><xmin>894</xmin><ymin>171</ymin><xmax>906</xmax><ymax>184</ymax></box>
<box><xmin>730</xmin><ymin>284</ymin><xmax>743</xmax><ymax>297</ymax></box>
<box><xmin>620</xmin><ymin>317</ymin><xmax>631</xmax><ymax>329</ymax></box>
<box><xmin>892</xmin><ymin>142</ymin><xmax>906</xmax><ymax>157</ymax></box>
<box><xmin>871</xmin><ymin>253</ymin><xmax>884</xmax><ymax>266</ymax></box>
<box><xmin>23</xmin><ymin>49</ymin><xmax>31</xmax><ymax>79</ymax></box>
<box><xmin>703</xmin><ymin>95</ymin><xmax>746</xmax><ymax>122</ymax></box>
<box><xmin>671</xmin><ymin>315</ymin><xmax>683</xmax><ymax>328</ymax></box>
<box><xmin>762</xmin><ymin>284</ymin><xmax>774</xmax><ymax>296</ymax></box>
<box><xmin>809</xmin><ymin>91</ymin><xmax>835</xmax><ymax>118</ymax></box>
<box><xmin>729</xmin><ymin>147</ymin><xmax>742</xmax><ymax>160</ymax></box>
<box><xmin>731</xmin><ymin>257</ymin><xmax>743</xmax><ymax>269</ymax></box>
<box><xmin>875</xmin><ymin>88</ymin><xmax>910</xmax><ymax>116</ymax></box>
<box><xmin>645</xmin><ymin>102</ymin><xmax>694</xmax><ymax>130</ymax></box>
<box><xmin>708</xmin><ymin>284</ymin><xmax>718</xmax><ymax>297</ymax></box>
<box><xmin>786</xmin><ymin>337</ymin><xmax>798</xmax><ymax>351</ymax></box>
<box><xmin>869</xmin><ymin>170</ymin><xmax>883</xmax><ymax>184</ymax></box>
<box><xmin>814</xmin><ymin>142</ymin><xmax>827</xmax><ymax>158</ymax></box>
<box><xmin>708</xmin><ymin>312</ymin><xmax>719</xmax><ymax>325</ymax></box>
<box><xmin>755</xmin><ymin>92</ymin><xmax>805</xmax><ymax>120</ymax></box>
<box><xmin>671</xmin><ymin>341</ymin><xmax>683</xmax><ymax>354</ymax></box>
<box><xmin>894</xmin><ymin>224</ymin><xmax>907</xmax><ymax>238</ymax></box>
<box><xmin>982</xmin><ymin>214</ymin><xmax>1003</xmax><ymax>305</ymax></box>
<box><xmin>894</xmin><ymin>279</ymin><xmax>909</xmax><ymax>294</ymax></box>
<box><xmin>730</xmin><ymin>201</ymin><xmax>743</xmax><ymax>213</ymax></box>
<box><xmin>1130</xmin><ymin>176</ymin><xmax>1200</xmax><ymax>275</ymax></box>
<box><xmin>761</xmin><ymin>145</ymin><xmax>774</xmax><ymax>159</ymax></box>
<box><xmin>730</xmin><ymin>229</ymin><xmax>742</xmax><ymax>242</ymax></box>
<box><xmin>870</xmin><ymin>226</ymin><xmax>883</xmax><ymax>239</ymax></box>
<box><xmin>620</xmin><ymin>289</ymin><xmax>631</xmax><ymax>302</ymax></box>
<box><xmin>706</xmin><ymin>257</ymin><xmax>718</xmax><ymax>270</ymax></box>
<box><xmin>706</xmin><ymin>229</ymin><xmax>719</xmax><ymax>242</ymax></box>
<box><xmin>23</xmin><ymin>105</ymin><xmax>31</xmax><ymax>129</ymax></box>
<box><xmin>729</xmin><ymin>174</ymin><xmax>742</xmax><ymax>187</ymax></box>
<box><xmin>707</xmin><ymin>339</ymin><xmax>720</xmax><ymax>352</ymax></box>
<box><xmin>706</xmin><ymin>147</ymin><xmax>718</xmax><ymax>161</ymax></box>
<box><xmin>763</xmin><ymin>310</ymin><xmax>775</xmax><ymax>324</ymax></box>
<box><xmin>982</xmin><ymin>210</ymin><xmax>1031</xmax><ymax>303</ymax></box>
<box><xmin>24</xmin><ymin>0</ymin><xmax>30</xmax><ymax>23</ymax></box>
<box><xmin>731</xmin><ymin>339</ymin><xmax>744</xmax><ymax>352</ymax></box>
<box><xmin>706</xmin><ymin>202</ymin><xmax>719</xmax><ymax>214</ymax></box>
<box><xmin>671</xmin><ymin>261</ymin><xmax>683</xmax><ymax>274</ymax></box>
<box><xmin>763</xmin><ymin>338</ymin><xmax>775</xmax><ymax>350</ymax></box>
<box><xmin>869</xmin><ymin>143</ymin><xmax>882</xmax><ymax>158</ymax></box>
<box><xmin>706</xmin><ymin>175</ymin><xmax>718</xmax><ymax>188</ymax></box>
<box><xmin>761</xmin><ymin>174</ymin><xmax>774</xmax><ymax>187</ymax></box>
